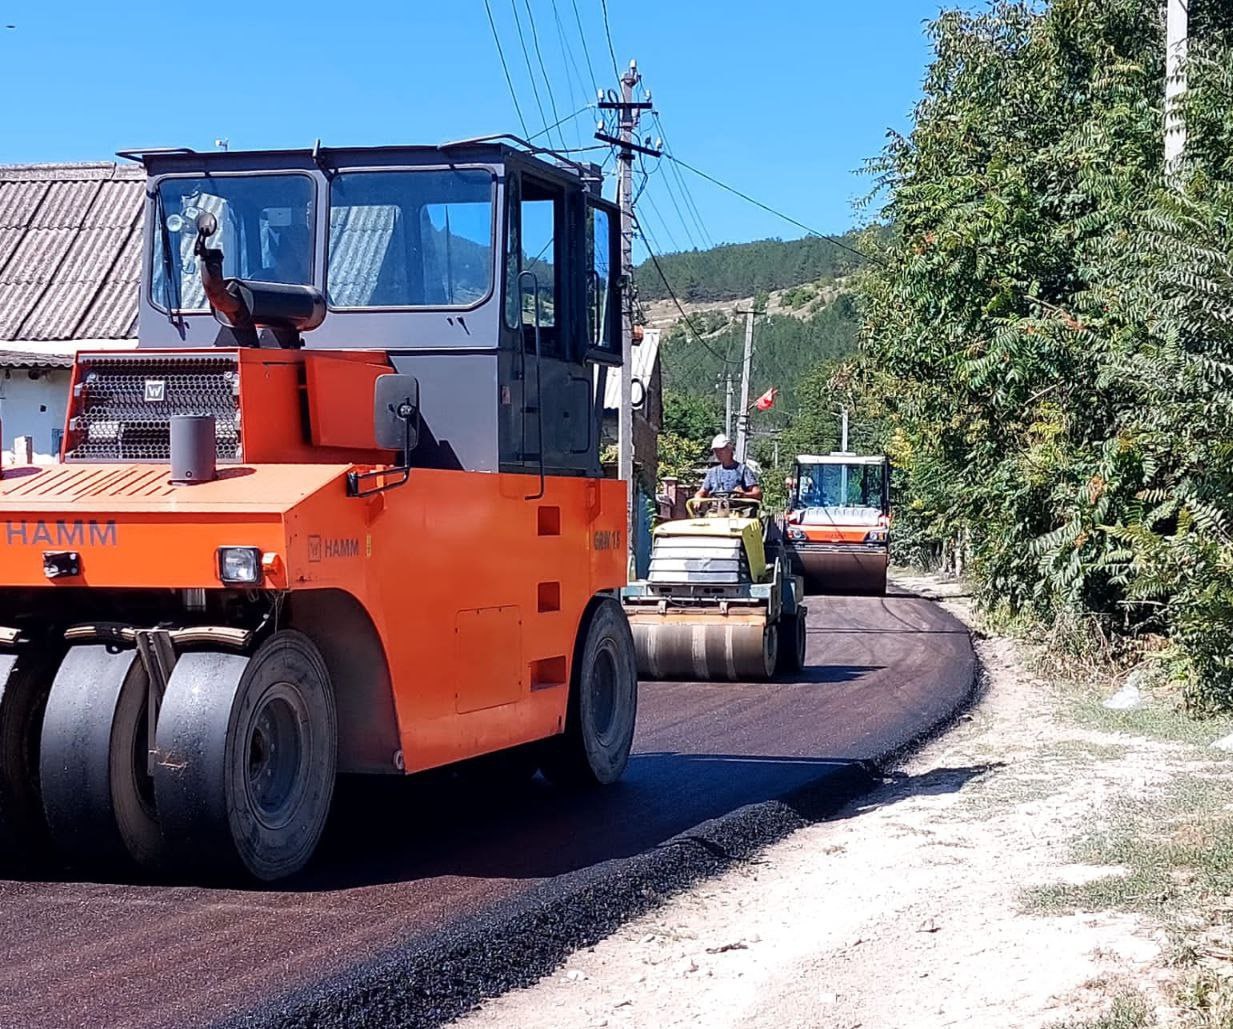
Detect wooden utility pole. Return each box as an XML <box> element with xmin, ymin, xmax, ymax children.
<box><xmin>1165</xmin><ymin>0</ymin><xmax>1188</xmax><ymax>183</ymax></box>
<box><xmin>597</xmin><ymin>62</ymin><xmax>658</xmax><ymax>571</ymax></box>
<box><xmin>735</xmin><ymin>307</ymin><xmax>755</xmax><ymax>461</ymax></box>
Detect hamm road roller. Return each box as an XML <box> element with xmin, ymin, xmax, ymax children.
<box><xmin>782</xmin><ymin>453</ymin><xmax>891</xmax><ymax>596</ymax></box>
<box><xmin>0</xmin><ymin>140</ymin><xmax>637</xmax><ymax>882</ymax></box>
<box><xmin>622</xmin><ymin>495</ymin><xmax>806</xmax><ymax>681</ymax></box>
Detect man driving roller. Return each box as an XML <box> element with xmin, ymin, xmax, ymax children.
<box><xmin>696</xmin><ymin>433</ymin><xmax>762</xmax><ymax>501</ymax></box>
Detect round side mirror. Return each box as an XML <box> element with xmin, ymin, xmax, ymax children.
<box><xmin>195</xmin><ymin>211</ymin><xmax>218</xmax><ymax>239</ymax></box>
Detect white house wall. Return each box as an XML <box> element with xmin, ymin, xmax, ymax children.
<box><xmin>1</xmin><ymin>369</ymin><xmax>70</xmax><ymax>463</ymax></box>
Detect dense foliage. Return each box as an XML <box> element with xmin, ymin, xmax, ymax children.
<box><xmin>856</xmin><ymin>0</ymin><xmax>1233</xmax><ymax>707</ymax></box>
<box><xmin>635</xmin><ymin>234</ymin><xmax>866</xmax><ymax>302</ymax></box>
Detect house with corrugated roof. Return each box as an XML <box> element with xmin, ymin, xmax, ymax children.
<box><xmin>0</xmin><ymin>162</ymin><xmax>142</xmax><ymax>461</ymax></box>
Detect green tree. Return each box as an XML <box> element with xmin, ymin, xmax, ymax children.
<box><xmin>855</xmin><ymin>0</ymin><xmax>1233</xmax><ymax>706</ymax></box>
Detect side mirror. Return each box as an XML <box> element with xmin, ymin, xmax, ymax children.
<box><xmin>373</xmin><ymin>374</ymin><xmax>420</xmax><ymax>455</ymax></box>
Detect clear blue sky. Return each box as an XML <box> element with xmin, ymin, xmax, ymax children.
<box><xmin>0</xmin><ymin>0</ymin><xmax>954</xmax><ymax>253</ymax></box>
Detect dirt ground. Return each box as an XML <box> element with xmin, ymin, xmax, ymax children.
<box><xmin>453</xmin><ymin>574</ymin><xmax>1233</xmax><ymax>1029</ymax></box>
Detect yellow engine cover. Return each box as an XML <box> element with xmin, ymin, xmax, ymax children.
<box><xmin>653</xmin><ymin>516</ymin><xmax>768</xmax><ymax>582</ymax></box>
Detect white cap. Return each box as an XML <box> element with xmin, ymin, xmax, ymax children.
<box><xmin>711</xmin><ymin>433</ymin><xmax>732</xmax><ymax>450</ymax></box>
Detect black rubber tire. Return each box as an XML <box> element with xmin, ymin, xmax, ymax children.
<box><xmin>775</xmin><ymin>607</ymin><xmax>808</xmax><ymax>676</ymax></box>
<box><xmin>40</xmin><ymin>646</ymin><xmax>163</xmax><ymax>872</ymax></box>
<box><xmin>542</xmin><ymin>598</ymin><xmax>638</xmax><ymax>788</ymax></box>
<box><xmin>153</xmin><ymin>631</ymin><xmax>336</xmax><ymax>882</ymax></box>
<box><xmin>0</xmin><ymin>649</ymin><xmax>59</xmax><ymax>871</ymax></box>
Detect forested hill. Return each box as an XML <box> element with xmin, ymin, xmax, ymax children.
<box><xmin>634</xmin><ymin>232</ymin><xmax>866</xmax><ymax>302</ymax></box>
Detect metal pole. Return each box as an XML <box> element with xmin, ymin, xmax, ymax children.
<box><xmin>617</xmin><ymin>60</ymin><xmax>640</xmax><ymax>570</ymax></box>
<box><xmin>735</xmin><ymin>307</ymin><xmax>754</xmax><ymax>461</ymax></box>
<box><xmin>1165</xmin><ymin>0</ymin><xmax>1188</xmax><ymax>183</ymax></box>
<box><xmin>840</xmin><ymin>408</ymin><xmax>849</xmax><ymax>503</ymax></box>
<box><xmin>724</xmin><ymin>372</ymin><xmax>733</xmax><ymax>439</ymax></box>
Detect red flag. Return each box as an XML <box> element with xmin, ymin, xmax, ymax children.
<box><xmin>755</xmin><ymin>386</ymin><xmax>778</xmax><ymax>412</ymax></box>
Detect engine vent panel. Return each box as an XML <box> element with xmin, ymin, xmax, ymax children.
<box><xmin>65</xmin><ymin>353</ymin><xmax>241</xmax><ymax>463</ymax></box>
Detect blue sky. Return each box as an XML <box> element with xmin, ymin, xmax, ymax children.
<box><xmin>0</xmin><ymin>1</ymin><xmax>953</xmax><ymax>252</ymax></box>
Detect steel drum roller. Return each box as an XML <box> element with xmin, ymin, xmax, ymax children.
<box><xmin>630</xmin><ymin>615</ymin><xmax>778</xmax><ymax>681</ymax></box>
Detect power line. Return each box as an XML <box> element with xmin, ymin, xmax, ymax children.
<box><xmin>653</xmin><ymin>113</ymin><xmax>713</xmax><ymax>247</ymax></box>
<box><xmin>569</xmin><ymin>0</ymin><xmax>601</xmax><ymax>97</ymax></box>
<box><xmin>509</xmin><ymin>0</ymin><xmax>553</xmax><ymax>146</ymax></box>
<box><xmin>664</xmin><ymin>152</ymin><xmax>877</xmax><ymax>265</ymax></box>
<box><xmin>521</xmin><ymin>0</ymin><xmax>569</xmax><ymax>153</ymax></box>
<box><xmin>641</xmin><ymin>188</ymin><xmax>685</xmax><ymax>254</ymax></box>
<box><xmin>598</xmin><ymin>0</ymin><xmax>623</xmax><ymax>82</ymax></box>
<box><xmin>483</xmin><ymin>0</ymin><xmax>531</xmax><ymax>138</ymax></box>
<box><xmin>550</xmin><ymin>0</ymin><xmax>592</xmax><ymax>147</ymax></box>
<box><xmin>645</xmin><ymin>151</ymin><xmax>702</xmax><ymax>251</ymax></box>
<box><xmin>637</xmin><ymin>216</ymin><xmax>741</xmax><ymax>369</ymax></box>
<box><xmin>526</xmin><ymin>104</ymin><xmax>595</xmax><ymax>145</ymax></box>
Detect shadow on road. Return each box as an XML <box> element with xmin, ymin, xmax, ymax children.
<box><xmin>300</xmin><ymin>748</ymin><xmax>867</xmax><ymax>891</ymax></box>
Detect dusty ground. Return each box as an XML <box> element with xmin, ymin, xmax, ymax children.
<box><xmin>453</xmin><ymin>574</ymin><xmax>1233</xmax><ymax>1029</ymax></box>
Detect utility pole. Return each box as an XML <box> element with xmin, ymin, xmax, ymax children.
<box><xmin>1165</xmin><ymin>0</ymin><xmax>1188</xmax><ymax>183</ymax></box>
<box><xmin>735</xmin><ymin>307</ymin><xmax>755</xmax><ymax>461</ymax></box>
<box><xmin>597</xmin><ymin>62</ymin><xmax>658</xmax><ymax>572</ymax></box>
<box><xmin>724</xmin><ymin>372</ymin><xmax>733</xmax><ymax>439</ymax></box>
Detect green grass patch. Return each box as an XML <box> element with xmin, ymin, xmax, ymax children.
<box><xmin>1025</xmin><ymin>777</ymin><xmax>1233</xmax><ymax>918</ymax></box>
<box><xmin>1049</xmin><ymin>992</ymin><xmax>1153</xmax><ymax>1029</ymax></box>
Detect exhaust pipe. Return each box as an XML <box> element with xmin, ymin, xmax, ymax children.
<box><xmin>170</xmin><ymin>415</ymin><xmax>218</xmax><ymax>484</ymax></box>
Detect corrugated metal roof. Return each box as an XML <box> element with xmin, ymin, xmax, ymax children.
<box><xmin>0</xmin><ymin>163</ymin><xmax>143</xmax><ymax>343</ymax></box>
<box><xmin>603</xmin><ymin>327</ymin><xmax>660</xmax><ymax>411</ymax></box>
<box><xmin>0</xmin><ymin>349</ymin><xmax>74</xmax><ymax>369</ymax></box>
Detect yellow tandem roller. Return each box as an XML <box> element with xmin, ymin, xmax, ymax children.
<box><xmin>622</xmin><ymin>497</ymin><xmax>806</xmax><ymax>682</ymax></box>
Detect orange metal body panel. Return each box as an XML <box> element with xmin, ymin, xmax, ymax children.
<box><xmin>0</xmin><ymin>457</ymin><xmax>627</xmax><ymax>772</ymax></box>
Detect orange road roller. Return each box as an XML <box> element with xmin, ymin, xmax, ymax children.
<box><xmin>782</xmin><ymin>453</ymin><xmax>891</xmax><ymax>596</ymax></box>
<box><xmin>0</xmin><ymin>140</ymin><xmax>638</xmax><ymax>881</ymax></box>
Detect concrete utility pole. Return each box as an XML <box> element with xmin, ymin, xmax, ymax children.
<box><xmin>724</xmin><ymin>372</ymin><xmax>733</xmax><ymax>439</ymax></box>
<box><xmin>735</xmin><ymin>307</ymin><xmax>755</xmax><ymax>461</ymax></box>
<box><xmin>1165</xmin><ymin>0</ymin><xmax>1188</xmax><ymax>183</ymax></box>
<box><xmin>597</xmin><ymin>62</ymin><xmax>658</xmax><ymax>571</ymax></box>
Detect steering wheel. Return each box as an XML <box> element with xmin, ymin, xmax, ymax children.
<box><xmin>687</xmin><ymin>492</ymin><xmax>762</xmax><ymax>518</ymax></box>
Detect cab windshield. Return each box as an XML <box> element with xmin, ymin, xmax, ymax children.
<box><xmin>795</xmin><ymin>462</ymin><xmax>885</xmax><ymax>510</ymax></box>
<box><xmin>151</xmin><ymin>174</ymin><xmax>315</xmax><ymax>313</ymax></box>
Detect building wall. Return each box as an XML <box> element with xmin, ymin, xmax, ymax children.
<box><xmin>0</xmin><ymin>369</ymin><xmax>69</xmax><ymax>463</ymax></box>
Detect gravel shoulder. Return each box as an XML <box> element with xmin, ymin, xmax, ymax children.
<box><xmin>453</xmin><ymin>573</ymin><xmax>1233</xmax><ymax>1029</ymax></box>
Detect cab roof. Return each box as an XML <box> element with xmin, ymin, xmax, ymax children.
<box><xmin>795</xmin><ymin>453</ymin><xmax>888</xmax><ymax>465</ymax></box>
<box><xmin>117</xmin><ymin>138</ymin><xmax>602</xmax><ymax>192</ymax></box>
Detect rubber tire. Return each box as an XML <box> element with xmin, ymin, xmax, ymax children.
<box><xmin>40</xmin><ymin>646</ymin><xmax>163</xmax><ymax>872</ymax></box>
<box><xmin>153</xmin><ymin>631</ymin><xmax>336</xmax><ymax>882</ymax></box>
<box><xmin>775</xmin><ymin>607</ymin><xmax>808</xmax><ymax>676</ymax></box>
<box><xmin>0</xmin><ymin>649</ymin><xmax>59</xmax><ymax>871</ymax></box>
<box><xmin>542</xmin><ymin>598</ymin><xmax>638</xmax><ymax>788</ymax></box>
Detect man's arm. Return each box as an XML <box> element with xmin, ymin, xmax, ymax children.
<box><xmin>736</xmin><ymin>465</ymin><xmax>763</xmax><ymax>501</ymax></box>
<box><xmin>695</xmin><ymin>467</ymin><xmax>714</xmax><ymax>499</ymax></box>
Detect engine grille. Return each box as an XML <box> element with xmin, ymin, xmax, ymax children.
<box><xmin>65</xmin><ymin>353</ymin><xmax>241</xmax><ymax>462</ymax></box>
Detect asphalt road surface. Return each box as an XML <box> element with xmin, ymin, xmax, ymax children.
<box><xmin>0</xmin><ymin>586</ymin><xmax>973</xmax><ymax>1029</ymax></box>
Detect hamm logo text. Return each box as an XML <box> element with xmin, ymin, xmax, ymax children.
<box><xmin>6</xmin><ymin>520</ymin><xmax>118</xmax><ymax>547</ymax></box>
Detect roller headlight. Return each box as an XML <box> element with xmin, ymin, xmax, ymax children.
<box><xmin>217</xmin><ymin>546</ymin><xmax>263</xmax><ymax>585</ymax></box>
<box><xmin>864</xmin><ymin>528</ymin><xmax>889</xmax><ymax>544</ymax></box>
<box><xmin>788</xmin><ymin>528</ymin><xmax>806</xmax><ymax>541</ymax></box>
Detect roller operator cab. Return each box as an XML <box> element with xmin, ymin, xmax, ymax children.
<box><xmin>0</xmin><ymin>142</ymin><xmax>637</xmax><ymax>882</ymax></box>
<box><xmin>783</xmin><ymin>454</ymin><xmax>891</xmax><ymax>596</ymax></box>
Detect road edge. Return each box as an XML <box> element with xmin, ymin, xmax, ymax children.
<box><xmin>223</xmin><ymin>592</ymin><xmax>979</xmax><ymax>1029</ymax></box>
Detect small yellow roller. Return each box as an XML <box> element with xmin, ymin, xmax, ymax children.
<box><xmin>622</xmin><ymin>497</ymin><xmax>806</xmax><ymax>682</ymax></box>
